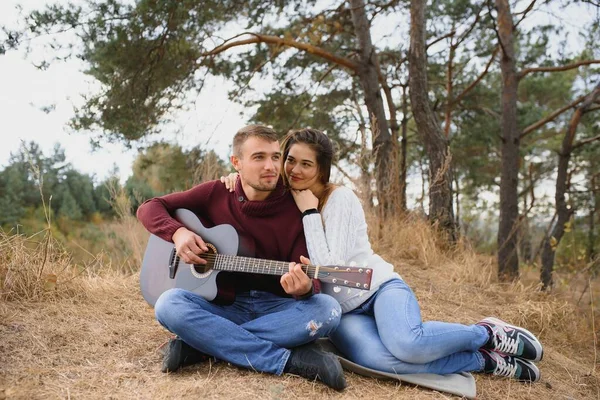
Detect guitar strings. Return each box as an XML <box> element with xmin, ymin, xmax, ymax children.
<box><xmin>190</xmin><ymin>253</ymin><xmax>369</xmax><ymax>274</ymax></box>
<box><xmin>183</xmin><ymin>253</ymin><xmax>371</xmax><ymax>287</ymax></box>
<box><xmin>184</xmin><ymin>254</ymin><xmax>370</xmax><ymax>288</ymax></box>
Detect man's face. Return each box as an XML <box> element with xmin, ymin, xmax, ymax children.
<box><xmin>231</xmin><ymin>137</ymin><xmax>281</xmax><ymax>193</ymax></box>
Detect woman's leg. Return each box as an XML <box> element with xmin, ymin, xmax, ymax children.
<box><xmin>330</xmin><ymin>313</ymin><xmax>483</xmax><ymax>374</ymax></box>
<box><xmin>373</xmin><ymin>279</ymin><xmax>489</xmax><ymax>364</ymax></box>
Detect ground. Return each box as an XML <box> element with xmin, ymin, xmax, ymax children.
<box><xmin>1</xmin><ymin>219</ymin><xmax>599</xmax><ymax>399</ymax></box>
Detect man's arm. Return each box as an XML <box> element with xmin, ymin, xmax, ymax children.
<box><xmin>137</xmin><ymin>181</ymin><xmax>216</xmax><ymax>241</ymax></box>
<box><xmin>137</xmin><ymin>181</ymin><xmax>216</xmax><ymax>264</ymax></box>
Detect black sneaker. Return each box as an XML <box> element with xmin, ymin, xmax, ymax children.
<box><xmin>478</xmin><ymin>317</ymin><xmax>544</xmax><ymax>362</ymax></box>
<box><xmin>160</xmin><ymin>337</ymin><xmax>210</xmax><ymax>373</ymax></box>
<box><xmin>480</xmin><ymin>349</ymin><xmax>541</xmax><ymax>382</ymax></box>
<box><xmin>284</xmin><ymin>343</ymin><xmax>346</xmax><ymax>391</ymax></box>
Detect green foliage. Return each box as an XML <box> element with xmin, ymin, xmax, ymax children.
<box><xmin>58</xmin><ymin>188</ymin><xmax>83</xmax><ymax>221</ymax></box>
<box><xmin>3</xmin><ymin>0</ymin><xmax>600</xmax><ymax>273</ymax></box>
<box><xmin>0</xmin><ymin>143</ymin><xmax>100</xmax><ymax>227</ymax></box>
<box><xmin>127</xmin><ymin>142</ymin><xmax>228</xmax><ymax>200</ymax></box>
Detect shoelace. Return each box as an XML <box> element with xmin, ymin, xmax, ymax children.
<box><xmin>492</xmin><ymin>354</ymin><xmax>518</xmax><ymax>378</ymax></box>
<box><xmin>493</xmin><ymin>329</ymin><xmax>519</xmax><ymax>354</ymax></box>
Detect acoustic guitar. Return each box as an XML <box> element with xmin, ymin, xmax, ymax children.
<box><xmin>140</xmin><ymin>209</ymin><xmax>373</xmax><ymax>306</ymax></box>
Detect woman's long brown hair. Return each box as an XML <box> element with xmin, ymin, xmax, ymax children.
<box><xmin>281</xmin><ymin>128</ymin><xmax>337</xmax><ymax>211</ymax></box>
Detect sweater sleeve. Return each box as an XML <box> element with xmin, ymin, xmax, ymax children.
<box><xmin>302</xmin><ymin>187</ymin><xmax>364</xmax><ymax>266</ymax></box>
<box><xmin>136</xmin><ymin>182</ymin><xmax>216</xmax><ymax>242</ymax></box>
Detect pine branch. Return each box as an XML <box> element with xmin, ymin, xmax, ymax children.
<box><xmin>520</xmin><ymin>94</ymin><xmax>587</xmax><ymax>139</ymax></box>
<box><xmin>519</xmin><ymin>60</ymin><xmax>600</xmax><ymax>79</ymax></box>
<box><xmin>573</xmin><ymin>134</ymin><xmax>600</xmax><ymax>151</ymax></box>
<box><xmin>201</xmin><ymin>32</ymin><xmax>359</xmax><ymax>71</ymax></box>
<box><xmin>452</xmin><ymin>47</ymin><xmax>499</xmax><ymax>106</ymax></box>
<box><xmin>514</xmin><ymin>0</ymin><xmax>537</xmax><ymax>28</ymax></box>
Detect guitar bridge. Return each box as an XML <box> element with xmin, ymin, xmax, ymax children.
<box><xmin>168</xmin><ymin>247</ymin><xmax>179</xmax><ymax>279</ymax></box>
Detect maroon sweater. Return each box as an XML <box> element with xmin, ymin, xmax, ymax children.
<box><xmin>137</xmin><ymin>177</ymin><xmax>319</xmax><ymax>299</ymax></box>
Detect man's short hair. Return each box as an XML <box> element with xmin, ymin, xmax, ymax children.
<box><xmin>232</xmin><ymin>125</ymin><xmax>279</xmax><ymax>156</ymax></box>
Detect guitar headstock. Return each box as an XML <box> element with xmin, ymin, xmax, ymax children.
<box><xmin>313</xmin><ymin>264</ymin><xmax>373</xmax><ymax>290</ymax></box>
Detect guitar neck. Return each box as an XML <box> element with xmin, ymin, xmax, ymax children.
<box><xmin>214</xmin><ymin>254</ymin><xmax>313</xmax><ymax>277</ymax></box>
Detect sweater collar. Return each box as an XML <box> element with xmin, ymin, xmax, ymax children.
<box><xmin>234</xmin><ymin>176</ymin><xmax>293</xmax><ymax>217</ymax></box>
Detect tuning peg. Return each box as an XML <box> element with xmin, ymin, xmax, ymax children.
<box><xmin>333</xmin><ymin>286</ymin><xmax>341</xmax><ymax>293</ymax></box>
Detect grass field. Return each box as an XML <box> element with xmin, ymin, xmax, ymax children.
<box><xmin>1</xmin><ymin>215</ymin><xmax>599</xmax><ymax>399</ymax></box>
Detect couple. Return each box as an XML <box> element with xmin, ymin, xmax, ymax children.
<box><xmin>137</xmin><ymin>125</ymin><xmax>543</xmax><ymax>391</ymax></box>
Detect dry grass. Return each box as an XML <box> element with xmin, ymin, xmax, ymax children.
<box><xmin>0</xmin><ymin>230</ymin><xmax>89</xmax><ymax>302</ymax></box>
<box><xmin>2</xmin><ymin>212</ymin><xmax>600</xmax><ymax>400</ymax></box>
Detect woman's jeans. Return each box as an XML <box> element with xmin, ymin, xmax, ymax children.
<box><xmin>155</xmin><ymin>288</ymin><xmax>341</xmax><ymax>375</ymax></box>
<box><xmin>329</xmin><ymin>279</ymin><xmax>487</xmax><ymax>374</ymax></box>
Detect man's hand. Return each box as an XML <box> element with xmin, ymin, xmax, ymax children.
<box><xmin>281</xmin><ymin>255</ymin><xmax>313</xmax><ymax>296</ymax></box>
<box><xmin>172</xmin><ymin>227</ymin><xmax>209</xmax><ymax>265</ymax></box>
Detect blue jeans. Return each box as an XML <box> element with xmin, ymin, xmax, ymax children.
<box><xmin>329</xmin><ymin>279</ymin><xmax>487</xmax><ymax>374</ymax></box>
<box><xmin>155</xmin><ymin>288</ymin><xmax>341</xmax><ymax>375</ymax></box>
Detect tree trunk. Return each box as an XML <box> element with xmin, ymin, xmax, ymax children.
<box><xmin>540</xmin><ymin>83</ymin><xmax>600</xmax><ymax>289</ymax></box>
<box><xmin>588</xmin><ymin>194</ymin><xmax>596</xmax><ymax>265</ymax></box>
<box><xmin>495</xmin><ymin>0</ymin><xmax>520</xmax><ymax>281</ymax></box>
<box><xmin>409</xmin><ymin>0</ymin><xmax>457</xmax><ymax>241</ymax></box>
<box><xmin>454</xmin><ymin>169</ymin><xmax>460</xmax><ymax>230</ymax></box>
<box><xmin>400</xmin><ymin>83</ymin><xmax>409</xmax><ymax>211</ymax></box>
<box><xmin>349</xmin><ymin>0</ymin><xmax>393</xmax><ymax>214</ymax></box>
<box><xmin>444</xmin><ymin>39</ymin><xmax>455</xmax><ymax>137</ymax></box>
<box><xmin>589</xmin><ymin>174</ymin><xmax>598</xmax><ymax>265</ymax></box>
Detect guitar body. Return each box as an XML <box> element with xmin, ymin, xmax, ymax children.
<box><xmin>140</xmin><ymin>209</ymin><xmax>239</xmax><ymax>307</ymax></box>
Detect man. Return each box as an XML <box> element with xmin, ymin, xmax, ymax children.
<box><xmin>137</xmin><ymin>125</ymin><xmax>346</xmax><ymax>390</ymax></box>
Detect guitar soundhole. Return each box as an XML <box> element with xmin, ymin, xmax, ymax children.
<box><xmin>192</xmin><ymin>264</ymin><xmax>211</xmax><ymax>274</ymax></box>
<box><xmin>190</xmin><ymin>243</ymin><xmax>217</xmax><ymax>278</ymax></box>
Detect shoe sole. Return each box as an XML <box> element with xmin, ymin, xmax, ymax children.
<box><xmin>515</xmin><ymin>357</ymin><xmax>542</xmax><ymax>382</ymax></box>
<box><xmin>482</xmin><ymin>317</ymin><xmax>544</xmax><ymax>362</ymax></box>
<box><xmin>321</xmin><ymin>353</ymin><xmax>347</xmax><ymax>391</ymax></box>
<box><xmin>161</xmin><ymin>339</ymin><xmax>182</xmax><ymax>373</ymax></box>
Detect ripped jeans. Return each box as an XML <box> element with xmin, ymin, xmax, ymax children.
<box><xmin>155</xmin><ymin>288</ymin><xmax>341</xmax><ymax>375</ymax></box>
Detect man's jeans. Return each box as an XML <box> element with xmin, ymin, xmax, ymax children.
<box><xmin>155</xmin><ymin>288</ymin><xmax>342</xmax><ymax>375</ymax></box>
<box><xmin>330</xmin><ymin>279</ymin><xmax>487</xmax><ymax>374</ymax></box>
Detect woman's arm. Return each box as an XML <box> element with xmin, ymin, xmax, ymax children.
<box><xmin>301</xmin><ymin>187</ymin><xmax>366</xmax><ymax>266</ymax></box>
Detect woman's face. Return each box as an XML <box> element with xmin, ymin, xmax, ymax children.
<box><xmin>284</xmin><ymin>143</ymin><xmax>321</xmax><ymax>191</ymax></box>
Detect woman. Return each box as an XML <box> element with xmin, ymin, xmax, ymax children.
<box><xmin>221</xmin><ymin>128</ymin><xmax>543</xmax><ymax>382</ymax></box>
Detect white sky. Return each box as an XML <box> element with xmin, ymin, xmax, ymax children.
<box><xmin>0</xmin><ymin>0</ymin><xmax>248</xmax><ymax>183</ymax></box>
<box><xmin>0</xmin><ymin>0</ymin><xmax>596</xmax><ymax>194</ymax></box>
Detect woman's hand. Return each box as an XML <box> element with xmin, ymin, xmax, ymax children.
<box><xmin>291</xmin><ymin>189</ymin><xmax>319</xmax><ymax>213</ymax></box>
<box><xmin>219</xmin><ymin>172</ymin><xmax>239</xmax><ymax>192</ymax></box>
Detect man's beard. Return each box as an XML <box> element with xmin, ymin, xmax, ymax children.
<box><xmin>246</xmin><ymin>180</ymin><xmax>278</xmax><ymax>192</ymax></box>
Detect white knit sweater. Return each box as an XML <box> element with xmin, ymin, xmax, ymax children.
<box><xmin>302</xmin><ymin>186</ymin><xmax>400</xmax><ymax>313</ymax></box>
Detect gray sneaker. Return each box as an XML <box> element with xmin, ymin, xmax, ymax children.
<box><xmin>480</xmin><ymin>349</ymin><xmax>541</xmax><ymax>382</ymax></box>
<box><xmin>478</xmin><ymin>317</ymin><xmax>544</xmax><ymax>362</ymax></box>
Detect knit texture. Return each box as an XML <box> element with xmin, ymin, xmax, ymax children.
<box><xmin>302</xmin><ymin>186</ymin><xmax>399</xmax><ymax>313</ymax></box>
